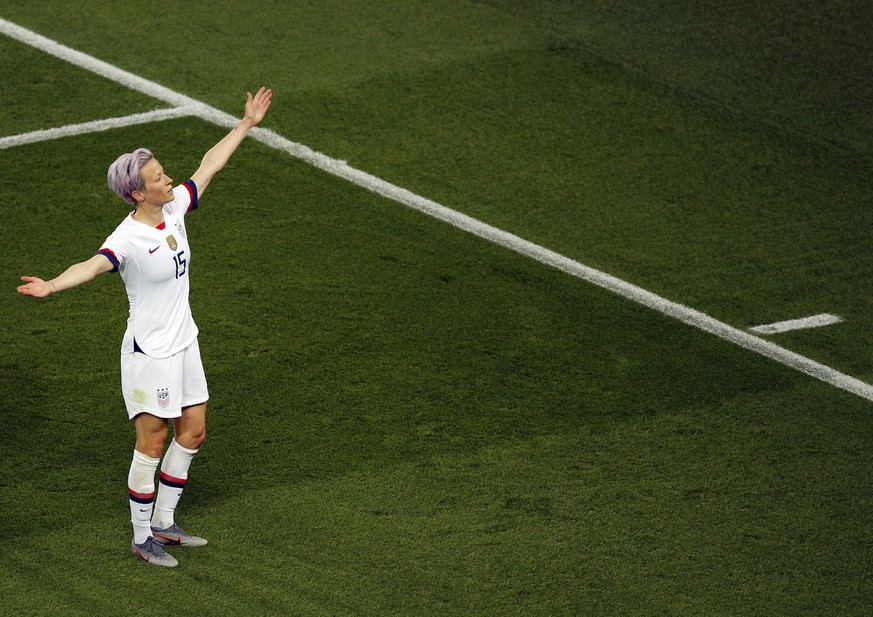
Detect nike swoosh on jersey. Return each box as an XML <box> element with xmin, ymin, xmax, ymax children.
<box><xmin>149</xmin><ymin>246</ymin><xmax>160</xmax><ymax>254</ymax></box>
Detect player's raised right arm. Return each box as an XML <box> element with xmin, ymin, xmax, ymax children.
<box><xmin>18</xmin><ymin>254</ymin><xmax>116</xmax><ymax>298</ymax></box>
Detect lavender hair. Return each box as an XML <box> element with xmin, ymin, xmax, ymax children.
<box><xmin>107</xmin><ymin>148</ymin><xmax>153</xmax><ymax>205</ymax></box>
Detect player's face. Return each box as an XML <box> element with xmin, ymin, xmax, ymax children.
<box><xmin>138</xmin><ymin>158</ymin><xmax>174</xmax><ymax>205</ymax></box>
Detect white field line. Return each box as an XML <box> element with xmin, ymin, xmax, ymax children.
<box><xmin>2</xmin><ymin>17</ymin><xmax>872</xmax><ymax>403</ymax></box>
<box><xmin>750</xmin><ymin>313</ymin><xmax>843</xmax><ymax>335</ymax></box>
<box><xmin>0</xmin><ymin>107</ymin><xmax>199</xmax><ymax>150</ymax></box>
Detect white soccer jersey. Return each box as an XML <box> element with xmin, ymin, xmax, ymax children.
<box><xmin>98</xmin><ymin>180</ymin><xmax>199</xmax><ymax>358</ymax></box>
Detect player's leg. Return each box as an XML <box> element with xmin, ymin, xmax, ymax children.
<box><xmin>152</xmin><ymin>402</ymin><xmax>205</xmax><ymax>527</ymax></box>
<box><xmin>122</xmin><ymin>350</ymin><xmax>174</xmax><ymax>539</ymax></box>
<box><xmin>128</xmin><ymin>413</ymin><xmax>178</xmax><ymax>566</ymax></box>
<box><xmin>121</xmin><ymin>351</ymin><xmax>181</xmax><ymax>566</ymax></box>
<box><xmin>129</xmin><ymin>412</ymin><xmax>169</xmax><ymax>542</ymax></box>
<box><xmin>152</xmin><ymin>339</ymin><xmax>209</xmax><ymax>546</ymax></box>
<box><xmin>151</xmin><ymin>403</ymin><xmax>208</xmax><ymax>546</ymax></box>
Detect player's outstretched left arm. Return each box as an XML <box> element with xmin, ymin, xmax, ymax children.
<box><xmin>190</xmin><ymin>87</ymin><xmax>273</xmax><ymax>197</ymax></box>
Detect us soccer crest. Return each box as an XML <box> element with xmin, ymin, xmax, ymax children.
<box><xmin>166</xmin><ymin>235</ymin><xmax>178</xmax><ymax>251</ymax></box>
<box><xmin>157</xmin><ymin>387</ymin><xmax>170</xmax><ymax>409</ymax></box>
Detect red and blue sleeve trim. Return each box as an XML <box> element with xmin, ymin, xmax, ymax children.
<box><xmin>183</xmin><ymin>179</ymin><xmax>198</xmax><ymax>212</ymax></box>
<box><xmin>97</xmin><ymin>248</ymin><xmax>119</xmax><ymax>272</ymax></box>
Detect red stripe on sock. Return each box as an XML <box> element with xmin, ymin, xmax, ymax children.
<box><xmin>159</xmin><ymin>471</ymin><xmax>187</xmax><ymax>486</ymax></box>
<box><xmin>128</xmin><ymin>489</ymin><xmax>155</xmax><ymax>500</ymax></box>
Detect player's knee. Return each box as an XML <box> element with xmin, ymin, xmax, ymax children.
<box><xmin>178</xmin><ymin>402</ymin><xmax>207</xmax><ymax>449</ymax></box>
<box><xmin>190</xmin><ymin>427</ymin><xmax>206</xmax><ymax>449</ymax></box>
<box><xmin>178</xmin><ymin>426</ymin><xmax>205</xmax><ymax>450</ymax></box>
<box><xmin>137</xmin><ymin>432</ymin><xmax>168</xmax><ymax>458</ymax></box>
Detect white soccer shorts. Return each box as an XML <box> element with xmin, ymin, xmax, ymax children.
<box><xmin>120</xmin><ymin>338</ymin><xmax>209</xmax><ymax>420</ymax></box>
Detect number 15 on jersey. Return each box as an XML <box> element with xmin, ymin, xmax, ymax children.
<box><xmin>173</xmin><ymin>251</ymin><xmax>187</xmax><ymax>279</ymax></box>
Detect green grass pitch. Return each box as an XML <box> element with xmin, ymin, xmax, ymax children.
<box><xmin>0</xmin><ymin>1</ymin><xmax>871</xmax><ymax>615</ymax></box>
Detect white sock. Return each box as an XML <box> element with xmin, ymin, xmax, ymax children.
<box><xmin>128</xmin><ymin>449</ymin><xmax>160</xmax><ymax>544</ymax></box>
<box><xmin>152</xmin><ymin>439</ymin><xmax>198</xmax><ymax>530</ymax></box>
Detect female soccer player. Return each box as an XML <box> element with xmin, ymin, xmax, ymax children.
<box><xmin>17</xmin><ymin>87</ymin><xmax>273</xmax><ymax>567</ymax></box>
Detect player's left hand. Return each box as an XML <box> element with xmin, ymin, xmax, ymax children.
<box><xmin>244</xmin><ymin>87</ymin><xmax>272</xmax><ymax>127</ymax></box>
